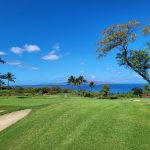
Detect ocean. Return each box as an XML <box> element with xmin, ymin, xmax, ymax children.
<box><xmin>59</xmin><ymin>84</ymin><xmax>145</xmax><ymax>93</ymax></box>
<box><xmin>29</xmin><ymin>83</ymin><xmax>145</xmax><ymax>93</ymax></box>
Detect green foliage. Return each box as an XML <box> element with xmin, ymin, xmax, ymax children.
<box><xmin>144</xmin><ymin>85</ymin><xmax>150</xmax><ymax>93</ymax></box>
<box><xmin>89</xmin><ymin>81</ymin><xmax>95</xmax><ymax>91</ymax></box>
<box><xmin>100</xmin><ymin>85</ymin><xmax>110</xmax><ymax>97</ymax></box>
<box><xmin>50</xmin><ymin>85</ymin><xmax>62</xmax><ymax>94</ymax></box>
<box><xmin>67</xmin><ymin>75</ymin><xmax>87</xmax><ymax>91</ymax></box>
<box><xmin>97</xmin><ymin>20</ymin><xmax>150</xmax><ymax>84</ymax></box>
<box><xmin>132</xmin><ymin>87</ymin><xmax>143</xmax><ymax>97</ymax></box>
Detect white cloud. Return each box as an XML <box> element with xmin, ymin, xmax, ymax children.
<box><xmin>10</xmin><ymin>47</ymin><xmax>23</xmax><ymax>54</ymax></box>
<box><xmin>42</xmin><ymin>51</ymin><xmax>60</xmax><ymax>61</ymax></box>
<box><xmin>42</xmin><ymin>43</ymin><xmax>61</xmax><ymax>61</ymax></box>
<box><xmin>7</xmin><ymin>61</ymin><xmax>38</xmax><ymax>71</ymax></box>
<box><xmin>27</xmin><ymin>66</ymin><xmax>39</xmax><ymax>70</ymax></box>
<box><xmin>0</xmin><ymin>51</ymin><xmax>6</xmax><ymax>56</ymax></box>
<box><xmin>10</xmin><ymin>44</ymin><xmax>40</xmax><ymax>54</ymax></box>
<box><xmin>24</xmin><ymin>44</ymin><xmax>40</xmax><ymax>52</ymax></box>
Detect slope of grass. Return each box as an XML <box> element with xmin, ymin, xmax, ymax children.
<box><xmin>0</xmin><ymin>95</ymin><xmax>150</xmax><ymax>150</ymax></box>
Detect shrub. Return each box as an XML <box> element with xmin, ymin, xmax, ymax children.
<box><xmin>84</xmin><ymin>92</ymin><xmax>94</xmax><ymax>98</ymax></box>
<box><xmin>131</xmin><ymin>87</ymin><xmax>143</xmax><ymax>97</ymax></box>
<box><xmin>61</xmin><ymin>88</ymin><xmax>70</xmax><ymax>93</ymax></box>
<box><xmin>50</xmin><ymin>85</ymin><xmax>62</xmax><ymax>94</ymax></box>
<box><xmin>100</xmin><ymin>85</ymin><xmax>110</xmax><ymax>98</ymax></box>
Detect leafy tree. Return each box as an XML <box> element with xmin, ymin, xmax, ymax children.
<box><xmin>100</xmin><ymin>85</ymin><xmax>110</xmax><ymax>97</ymax></box>
<box><xmin>89</xmin><ymin>81</ymin><xmax>95</xmax><ymax>91</ymax></box>
<box><xmin>144</xmin><ymin>85</ymin><xmax>150</xmax><ymax>93</ymax></box>
<box><xmin>143</xmin><ymin>20</ymin><xmax>150</xmax><ymax>35</ymax></box>
<box><xmin>97</xmin><ymin>20</ymin><xmax>150</xmax><ymax>84</ymax></box>
<box><xmin>132</xmin><ymin>87</ymin><xmax>143</xmax><ymax>97</ymax></box>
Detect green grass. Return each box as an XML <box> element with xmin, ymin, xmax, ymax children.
<box><xmin>0</xmin><ymin>95</ymin><xmax>150</xmax><ymax>150</ymax></box>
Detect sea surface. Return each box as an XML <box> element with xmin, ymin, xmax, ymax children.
<box><xmin>60</xmin><ymin>84</ymin><xmax>145</xmax><ymax>93</ymax></box>
<box><xmin>28</xmin><ymin>84</ymin><xmax>145</xmax><ymax>93</ymax></box>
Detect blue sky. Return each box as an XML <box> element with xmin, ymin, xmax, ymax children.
<box><xmin>0</xmin><ymin>0</ymin><xmax>150</xmax><ymax>85</ymax></box>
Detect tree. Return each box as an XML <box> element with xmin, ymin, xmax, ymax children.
<box><xmin>143</xmin><ymin>20</ymin><xmax>150</xmax><ymax>35</ymax></box>
<box><xmin>0</xmin><ymin>57</ymin><xmax>5</xmax><ymax>87</ymax></box>
<box><xmin>97</xmin><ymin>20</ymin><xmax>150</xmax><ymax>84</ymax></box>
<box><xmin>68</xmin><ymin>75</ymin><xmax>76</xmax><ymax>90</ymax></box>
<box><xmin>144</xmin><ymin>85</ymin><xmax>150</xmax><ymax>93</ymax></box>
<box><xmin>4</xmin><ymin>72</ymin><xmax>16</xmax><ymax>88</ymax></box>
<box><xmin>77</xmin><ymin>75</ymin><xmax>87</xmax><ymax>91</ymax></box>
<box><xmin>132</xmin><ymin>87</ymin><xmax>143</xmax><ymax>97</ymax></box>
<box><xmin>89</xmin><ymin>81</ymin><xmax>95</xmax><ymax>91</ymax></box>
<box><xmin>0</xmin><ymin>79</ymin><xmax>5</xmax><ymax>89</ymax></box>
<box><xmin>100</xmin><ymin>85</ymin><xmax>110</xmax><ymax>97</ymax></box>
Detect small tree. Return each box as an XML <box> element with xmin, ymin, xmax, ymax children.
<box><xmin>100</xmin><ymin>85</ymin><xmax>110</xmax><ymax>97</ymax></box>
<box><xmin>89</xmin><ymin>81</ymin><xmax>95</xmax><ymax>91</ymax></box>
<box><xmin>132</xmin><ymin>87</ymin><xmax>143</xmax><ymax>97</ymax></box>
<box><xmin>144</xmin><ymin>85</ymin><xmax>150</xmax><ymax>93</ymax></box>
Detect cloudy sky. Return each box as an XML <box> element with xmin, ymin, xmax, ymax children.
<box><xmin>0</xmin><ymin>0</ymin><xmax>150</xmax><ymax>85</ymax></box>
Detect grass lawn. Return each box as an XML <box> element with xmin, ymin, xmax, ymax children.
<box><xmin>0</xmin><ymin>94</ymin><xmax>150</xmax><ymax>150</ymax></box>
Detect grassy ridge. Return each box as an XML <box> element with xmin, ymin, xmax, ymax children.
<box><xmin>0</xmin><ymin>95</ymin><xmax>150</xmax><ymax>150</ymax></box>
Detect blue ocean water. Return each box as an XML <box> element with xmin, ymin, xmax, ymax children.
<box><xmin>59</xmin><ymin>84</ymin><xmax>145</xmax><ymax>93</ymax></box>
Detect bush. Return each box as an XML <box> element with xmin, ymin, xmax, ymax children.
<box><xmin>50</xmin><ymin>85</ymin><xmax>62</xmax><ymax>94</ymax></box>
<box><xmin>109</xmin><ymin>95</ymin><xmax>118</xmax><ymax>99</ymax></box>
<box><xmin>100</xmin><ymin>85</ymin><xmax>110</xmax><ymax>98</ymax></box>
<box><xmin>117</xmin><ymin>93</ymin><xmax>137</xmax><ymax>98</ymax></box>
<box><xmin>84</xmin><ymin>92</ymin><xmax>94</xmax><ymax>98</ymax></box>
<box><xmin>61</xmin><ymin>88</ymin><xmax>70</xmax><ymax>93</ymax></box>
<box><xmin>131</xmin><ymin>87</ymin><xmax>143</xmax><ymax>97</ymax></box>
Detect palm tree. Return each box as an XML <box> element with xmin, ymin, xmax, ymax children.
<box><xmin>67</xmin><ymin>75</ymin><xmax>76</xmax><ymax>90</ymax></box>
<box><xmin>89</xmin><ymin>81</ymin><xmax>95</xmax><ymax>91</ymax></box>
<box><xmin>4</xmin><ymin>72</ymin><xmax>16</xmax><ymax>97</ymax></box>
<box><xmin>77</xmin><ymin>76</ymin><xmax>87</xmax><ymax>91</ymax></box>
<box><xmin>4</xmin><ymin>72</ymin><xmax>16</xmax><ymax>88</ymax></box>
<box><xmin>0</xmin><ymin>79</ymin><xmax>5</xmax><ymax>90</ymax></box>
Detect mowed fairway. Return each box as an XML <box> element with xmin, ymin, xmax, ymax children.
<box><xmin>0</xmin><ymin>95</ymin><xmax>150</xmax><ymax>150</ymax></box>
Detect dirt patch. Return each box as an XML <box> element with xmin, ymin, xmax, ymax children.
<box><xmin>0</xmin><ymin>109</ymin><xmax>31</xmax><ymax>132</ymax></box>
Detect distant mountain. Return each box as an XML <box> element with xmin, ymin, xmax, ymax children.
<box><xmin>20</xmin><ymin>80</ymin><xmax>113</xmax><ymax>88</ymax></box>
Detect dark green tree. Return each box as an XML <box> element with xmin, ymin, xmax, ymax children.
<box><xmin>0</xmin><ymin>57</ymin><xmax>5</xmax><ymax>87</ymax></box>
<box><xmin>77</xmin><ymin>75</ymin><xmax>87</xmax><ymax>91</ymax></box>
<box><xmin>89</xmin><ymin>81</ymin><xmax>95</xmax><ymax>91</ymax></box>
<box><xmin>132</xmin><ymin>87</ymin><xmax>143</xmax><ymax>97</ymax></box>
<box><xmin>97</xmin><ymin>20</ymin><xmax>150</xmax><ymax>84</ymax></box>
<box><xmin>68</xmin><ymin>75</ymin><xmax>76</xmax><ymax>90</ymax></box>
<box><xmin>4</xmin><ymin>72</ymin><xmax>16</xmax><ymax>88</ymax></box>
<box><xmin>100</xmin><ymin>85</ymin><xmax>110</xmax><ymax>97</ymax></box>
